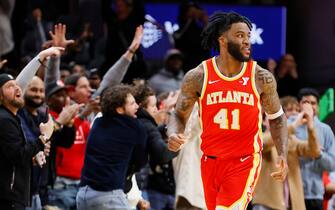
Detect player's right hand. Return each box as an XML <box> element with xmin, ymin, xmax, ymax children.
<box><xmin>168</xmin><ymin>133</ymin><xmax>186</xmax><ymax>152</ymax></box>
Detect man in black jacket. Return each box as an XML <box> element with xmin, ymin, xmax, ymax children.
<box><xmin>0</xmin><ymin>74</ymin><xmax>52</xmax><ymax>210</ymax></box>
<box><xmin>17</xmin><ymin>76</ymin><xmax>78</xmax><ymax>209</ymax></box>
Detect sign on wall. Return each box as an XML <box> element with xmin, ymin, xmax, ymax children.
<box><xmin>142</xmin><ymin>3</ymin><xmax>286</xmax><ymax>61</ymax></box>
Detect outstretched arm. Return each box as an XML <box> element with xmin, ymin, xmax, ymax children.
<box><xmin>16</xmin><ymin>47</ymin><xmax>64</xmax><ymax>92</ymax></box>
<box><xmin>45</xmin><ymin>23</ymin><xmax>75</xmax><ymax>85</ymax></box>
<box><xmin>256</xmin><ymin>66</ymin><xmax>288</xmax><ymax>181</ymax></box>
<box><xmin>167</xmin><ymin>66</ymin><xmax>203</xmax><ymax>151</ymax></box>
<box><xmin>92</xmin><ymin>25</ymin><xmax>143</xmax><ymax>98</ymax></box>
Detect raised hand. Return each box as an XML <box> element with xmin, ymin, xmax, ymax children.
<box><xmin>38</xmin><ymin>46</ymin><xmax>65</xmax><ymax>61</ymax></box>
<box><xmin>161</xmin><ymin>90</ymin><xmax>180</xmax><ymax>111</ymax></box>
<box><xmin>301</xmin><ymin>103</ymin><xmax>314</xmax><ymax>129</ymax></box>
<box><xmin>57</xmin><ymin>103</ymin><xmax>84</xmax><ymax>126</ymax></box>
<box><xmin>49</xmin><ymin>23</ymin><xmax>75</xmax><ymax>48</ymax></box>
<box><xmin>128</xmin><ymin>25</ymin><xmax>143</xmax><ymax>52</ymax></box>
<box><xmin>80</xmin><ymin>97</ymin><xmax>101</xmax><ymax>119</ymax></box>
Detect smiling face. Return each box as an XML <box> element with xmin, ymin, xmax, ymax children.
<box><xmin>24</xmin><ymin>77</ymin><xmax>45</xmax><ymax>108</ymax></box>
<box><xmin>221</xmin><ymin>22</ymin><xmax>252</xmax><ymax>62</ymax></box>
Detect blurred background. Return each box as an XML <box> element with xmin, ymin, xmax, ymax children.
<box><xmin>0</xmin><ymin>0</ymin><xmax>334</xmax><ymax>128</ymax></box>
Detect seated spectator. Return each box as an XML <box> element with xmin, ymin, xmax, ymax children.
<box><xmin>148</xmin><ymin>49</ymin><xmax>184</xmax><ymax>95</ymax></box>
<box><xmin>76</xmin><ymin>84</ymin><xmax>147</xmax><ymax>210</ymax></box>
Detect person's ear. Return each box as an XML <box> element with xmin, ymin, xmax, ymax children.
<box><xmin>218</xmin><ymin>35</ymin><xmax>227</xmax><ymax>47</ymax></box>
<box><xmin>116</xmin><ymin>107</ymin><xmax>124</xmax><ymax>115</ymax></box>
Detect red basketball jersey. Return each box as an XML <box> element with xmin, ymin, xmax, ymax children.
<box><xmin>198</xmin><ymin>57</ymin><xmax>263</xmax><ymax>159</ymax></box>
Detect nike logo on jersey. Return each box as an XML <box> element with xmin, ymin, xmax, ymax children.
<box><xmin>208</xmin><ymin>80</ymin><xmax>220</xmax><ymax>84</ymax></box>
<box><xmin>240</xmin><ymin>155</ymin><xmax>251</xmax><ymax>162</ymax></box>
<box><xmin>239</xmin><ymin>77</ymin><xmax>249</xmax><ymax>86</ymax></box>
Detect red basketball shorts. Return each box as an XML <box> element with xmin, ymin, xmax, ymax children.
<box><xmin>201</xmin><ymin>153</ymin><xmax>262</xmax><ymax>210</ymax></box>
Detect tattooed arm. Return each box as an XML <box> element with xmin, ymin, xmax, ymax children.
<box><xmin>256</xmin><ymin>65</ymin><xmax>288</xmax><ymax>181</ymax></box>
<box><xmin>167</xmin><ymin>66</ymin><xmax>203</xmax><ymax>151</ymax></box>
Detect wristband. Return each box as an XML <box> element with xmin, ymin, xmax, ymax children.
<box><xmin>265</xmin><ymin>107</ymin><xmax>284</xmax><ymax>120</ymax></box>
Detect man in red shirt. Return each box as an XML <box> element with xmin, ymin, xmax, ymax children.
<box><xmin>167</xmin><ymin>12</ymin><xmax>288</xmax><ymax>210</ymax></box>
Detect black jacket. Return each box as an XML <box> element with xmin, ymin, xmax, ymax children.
<box><xmin>17</xmin><ymin>107</ymin><xmax>76</xmax><ymax>205</ymax></box>
<box><xmin>0</xmin><ymin>106</ymin><xmax>44</xmax><ymax>206</ymax></box>
<box><xmin>135</xmin><ymin>108</ymin><xmax>178</xmax><ymax>193</ymax></box>
<box><xmin>137</xmin><ymin>108</ymin><xmax>178</xmax><ymax>164</ymax></box>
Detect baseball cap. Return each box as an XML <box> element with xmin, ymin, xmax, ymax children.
<box><xmin>0</xmin><ymin>74</ymin><xmax>15</xmax><ymax>88</ymax></box>
<box><xmin>164</xmin><ymin>49</ymin><xmax>183</xmax><ymax>62</ymax></box>
<box><xmin>45</xmin><ymin>80</ymin><xmax>67</xmax><ymax>99</ymax></box>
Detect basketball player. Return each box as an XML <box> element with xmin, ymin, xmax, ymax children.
<box><xmin>167</xmin><ymin>12</ymin><xmax>288</xmax><ymax>210</ymax></box>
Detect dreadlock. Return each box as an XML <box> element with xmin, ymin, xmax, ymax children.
<box><xmin>201</xmin><ymin>11</ymin><xmax>252</xmax><ymax>52</ymax></box>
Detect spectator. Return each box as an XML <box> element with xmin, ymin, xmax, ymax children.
<box><xmin>49</xmin><ymin>73</ymin><xmax>98</xmax><ymax>210</ymax></box>
<box><xmin>87</xmin><ymin>68</ymin><xmax>101</xmax><ymax>90</ymax></box>
<box><xmin>17</xmin><ymin>76</ymin><xmax>49</xmax><ymax>210</ymax></box>
<box><xmin>0</xmin><ymin>46</ymin><xmax>62</xmax><ymax>210</ymax></box>
<box><xmin>148</xmin><ymin>49</ymin><xmax>184</xmax><ymax>95</ymax></box>
<box><xmin>289</xmin><ymin>88</ymin><xmax>335</xmax><ymax>210</ymax></box>
<box><xmin>76</xmin><ymin>84</ymin><xmax>147</xmax><ymax>210</ymax></box>
<box><xmin>0</xmin><ymin>0</ymin><xmax>15</xmax><ymax>56</ymax></box>
<box><xmin>323</xmin><ymin>172</ymin><xmax>335</xmax><ymax>210</ymax></box>
<box><xmin>132</xmin><ymin>82</ymin><xmax>179</xmax><ymax>210</ymax></box>
<box><xmin>21</xmin><ymin>7</ymin><xmax>52</xmax><ymax>60</ymax></box>
<box><xmin>101</xmin><ymin>0</ymin><xmax>147</xmax><ymax>83</ymax></box>
<box><xmin>253</xmin><ymin>96</ymin><xmax>321</xmax><ymax>210</ymax></box>
<box><xmin>174</xmin><ymin>1</ymin><xmax>210</xmax><ymax>72</ymax></box>
<box><xmin>60</xmin><ymin>68</ymin><xmax>71</xmax><ymax>82</ymax></box>
<box><xmin>276</xmin><ymin>54</ymin><xmax>300</xmax><ymax>97</ymax></box>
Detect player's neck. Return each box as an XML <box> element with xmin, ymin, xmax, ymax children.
<box><xmin>215</xmin><ymin>54</ymin><xmax>244</xmax><ymax>78</ymax></box>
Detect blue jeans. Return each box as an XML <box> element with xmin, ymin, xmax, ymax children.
<box><xmin>76</xmin><ymin>185</ymin><xmax>131</xmax><ymax>210</ymax></box>
<box><xmin>48</xmin><ymin>177</ymin><xmax>80</xmax><ymax>210</ymax></box>
<box><xmin>147</xmin><ymin>190</ymin><xmax>175</xmax><ymax>210</ymax></box>
<box><xmin>25</xmin><ymin>194</ymin><xmax>42</xmax><ymax>210</ymax></box>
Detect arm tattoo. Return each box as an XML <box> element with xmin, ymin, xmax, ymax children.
<box><xmin>167</xmin><ymin>66</ymin><xmax>203</xmax><ymax>136</ymax></box>
<box><xmin>256</xmin><ymin>66</ymin><xmax>288</xmax><ymax>158</ymax></box>
<box><xmin>257</xmin><ymin>70</ymin><xmax>274</xmax><ymax>84</ymax></box>
<box><xmin>269</xmin><ymin>115</ymin><xmax>288</xmax><ymax>157</ymax></box>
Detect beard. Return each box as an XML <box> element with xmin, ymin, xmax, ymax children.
<box><xmin>24</xmin><ymin>95</ymin><xmax>44</xmax><ymax>108</ymax></box>
<box><xmin>9</xmin><ymin>97</ymin><xmax>25</xmax><ymax>109</ymax></box>
<box><xmin>227</xmin><ymin>41</ymin><xmax>251</xmax><ymax>62</ymax></box>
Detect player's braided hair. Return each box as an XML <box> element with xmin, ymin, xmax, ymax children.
<box><xmin>201</xmin><ymin>11</ymin><xmax>252</xmax><ymax>52</ymax></box>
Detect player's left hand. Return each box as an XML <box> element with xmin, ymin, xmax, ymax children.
<box><xmin>270</xmin><ymin>155</ymin><xmax>288</xmax><ymax>182</ymax></box>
